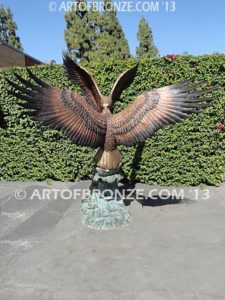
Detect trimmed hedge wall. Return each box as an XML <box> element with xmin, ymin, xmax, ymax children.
<box><xmin>0</xmin><ymin>55</ymin><xmax>225</xmax><ymax>186</ymax></box>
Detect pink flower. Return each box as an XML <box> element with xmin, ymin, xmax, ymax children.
<box><xmin>217</xmin><ymin>122</ymin><xmax>225</xmax><ymax>131</ymax></box>
<box><xmin>166</xmin><ymin>54</ymin><xmax>177</xmax><ymax>59</ymax></box>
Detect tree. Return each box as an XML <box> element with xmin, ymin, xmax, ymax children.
<box><xmin>64</xmin><ymin>0</ymin><xmax>130</xmax><ymax>63</ymax></box>
<box><xmin>95</xmin><ymin>0</ymin><xmax>130</xmax><ymax>61</ymax></box>
<box><xmin>0</xmin><ymin>6</ymin><xmax>23</xmax><ymax>51</ymax></box>
<box><xmin>136</xmin><ymin>17</ymin><xmax>158</xmax><ymax>58</ymax></box>
<box><xmin>64</xmin><ymin>0</ymin><xmax>98</xmax><ymax>62</ymax></box>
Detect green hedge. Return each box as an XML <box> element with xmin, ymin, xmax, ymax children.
<box><xmin>0</xmin><ymin>54</ymin><xmax>225</xmax><ymax>186</ymax></box>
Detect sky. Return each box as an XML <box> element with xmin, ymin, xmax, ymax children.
<box><xmin>1</xmin><ymin>0</ymin><xmax>225</xmax><ymax>63</ymax></box>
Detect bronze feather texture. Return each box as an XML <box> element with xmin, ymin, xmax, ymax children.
<box><xmin>7</xmin><ymin>55</ymin><xmax>217</xmax><ymax>169</ymax></box>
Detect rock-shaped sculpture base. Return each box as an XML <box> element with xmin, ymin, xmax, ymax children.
<box><xmin>81</xmin><ymin>166</ymin><xmax>131</xmax><ymax>230</ymax></box>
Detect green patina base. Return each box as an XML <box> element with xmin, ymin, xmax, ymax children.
<box><xmin>81</xmin><ymin>166</ymin><xmax>131</xmax><ymax>230</ymax></box>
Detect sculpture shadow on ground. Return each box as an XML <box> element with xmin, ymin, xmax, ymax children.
<box><xmin>0</xmin><ymin>109</ymin><xmax>6</xmax><ymax>129</ymax></box>
<box><xmin>121</xmin><ymin>182</ymin><xmax>193</xmax><ymax>207</ymax></box>
<box><xmin>129</xmin><ymin>142</ymin><xmax>145</xmax><ymax>183</ymax></box>
<box><xmin>122</xmin><ymin>143</ymin><xmax>193</xmax><ymax>207</ymax></box>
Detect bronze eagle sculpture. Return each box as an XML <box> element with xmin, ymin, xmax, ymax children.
<box><xmin>7</xmin><ymin>55</ymin><xmax>216</xmax><ymax>170</ymax></box>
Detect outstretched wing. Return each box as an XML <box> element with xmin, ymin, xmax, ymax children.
<box><xmin>6</xmin><ymin>69</ymin><xmax>107</xmax><ymax>148</ymax></box>
<box><xmin>110</xmin><ymin>64</ymin><xmax>139</xmax><ymax>104</ymax></box>
<box><xmin>112</xmin><ymin>79</ymin><xmax>217</xmax><ymax>146</ymax></box>
<box><xmin>63</xmin><ymin>54</ymin><xmax>102</xmax><ymax>111</ymax></box>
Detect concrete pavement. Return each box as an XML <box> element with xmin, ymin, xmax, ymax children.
<box><xmin>0</xmin><ymin>181</ymin><xmax>225</xmax><ymax>300</ymax></box>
